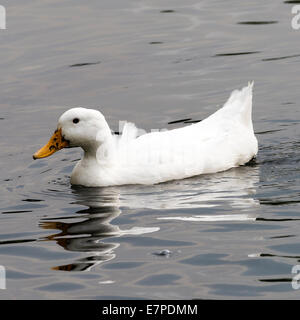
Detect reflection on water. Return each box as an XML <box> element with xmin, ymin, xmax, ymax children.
<box><xmin>40</xmin><ymin>187</ymin><xmax>159</xmax><ymax>271</ymax></box>
<box><xmin>158</xmin><ymin>213</ymin><xmax>256</xmax><ymax>222</ymax></box>
<box><xmin>118</xmin><ymin>165</ymin><xmax>259</xmax><ymax>210</ymax></box>
<box><xmin>39</xmin><ymin>165</ymin><xmax>259</xmax><ymax>272</ymax></box>
<box><xmin>41</xmin><ymin>206</ymin><xmax>120</xmax><ymax>271</ymax></box>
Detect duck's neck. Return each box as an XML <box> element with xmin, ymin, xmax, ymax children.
<box><xmin>82</xmin><ymin>146</ymin><xmax>99</xmax><ymax>163</ymax></box>
<box><xmin>81</xmin><ymin>133</ymin><xmax>115</xmax><ymax>167</ymax></box>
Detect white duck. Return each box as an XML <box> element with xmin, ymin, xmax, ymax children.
<box><xmin>33</xmin><ymin>83</ymin><xmax>258</xmax><ymax>187</ymax></box>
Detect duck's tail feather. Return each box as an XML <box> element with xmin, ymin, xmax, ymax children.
<box><xmin>223</xmin><ymin>81</ymin><xmax>254</xmax><ymax>129</ymax></box>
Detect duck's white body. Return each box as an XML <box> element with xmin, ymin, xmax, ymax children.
<box><xmin>63</xmin><ymin>83</ymin><xmax>257</xmax><ymax>187</ymax></box>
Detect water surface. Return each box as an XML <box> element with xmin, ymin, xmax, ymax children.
<box><xmin>0</xmin><ymin>0</ymin><xmax>299</xmax><ymax>299</ymax></box>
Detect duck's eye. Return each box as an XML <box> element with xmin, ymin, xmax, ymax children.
<box><xmin>73</xmin><ymin>118</ymin><xmax>80</xmax><ymax>124</ymax></box>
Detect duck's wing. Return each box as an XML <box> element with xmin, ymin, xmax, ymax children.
<box><xmin>124</xmin><ymin>82</ymin><xmax>254</xmax><ymax>157</ymax></box>
<box><xmin>113</xmin><ymin>83</ymin><xmax>256</xmax><ymax>183</ymax></box>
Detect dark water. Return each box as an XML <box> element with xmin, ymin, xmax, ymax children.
<box><xmin>0</xmin><ymin>0</ymin><xmax>300</xmax><ymax>299</ymax></box>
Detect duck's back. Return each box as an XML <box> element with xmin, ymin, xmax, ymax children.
<box><xmin>103</xmin><ymin>83</ymin><xmax>257</xmax><ymax>186</ymax></box>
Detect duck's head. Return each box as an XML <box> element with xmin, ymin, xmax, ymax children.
<box><xmin>33</xmin><ymin>107</ymin><xmax>111</xmax><ymax>159</ymax></box>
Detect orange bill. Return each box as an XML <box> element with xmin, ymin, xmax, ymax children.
<box><xmin>33</xmin><ymin>128</ymin><xmax>69</xmax><ymax>159</ymax></box>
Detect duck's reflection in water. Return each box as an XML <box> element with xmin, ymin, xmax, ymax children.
<box><xmin>40</xmin><ymin>164</ymin><xmax>259</xmax><ymax>271</ymax></box>
<box><xmin>40</xmin><ymin>187</ymin><xmax>159</xmax><ymax>271</ymax></box>
<box><xmin>117</xmin><ymin>164</ymin><xmax>260</xmax><ymax>211</ymax></box>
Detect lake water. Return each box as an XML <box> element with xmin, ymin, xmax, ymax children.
<box><xmin>0</xmin><ymin>0</ymin><xmax>300</xmax><ymax>299</ymax></box>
